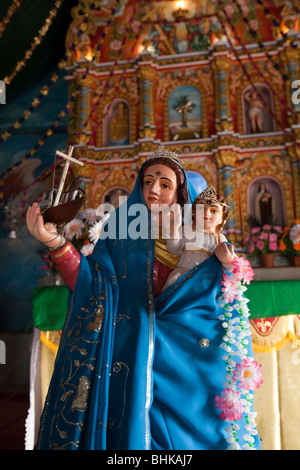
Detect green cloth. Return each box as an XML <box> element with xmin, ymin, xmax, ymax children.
<box><xmin>32</xmin><ymin>286</ymin><xmax>68</xmax><ymax>331</ymax></box>
<box><xmin>246</xmin><ymin>280</ymin><xmax>300</xmax><ymax>319</ymax></box>
<box><xmin>32</xmin><ymin>280</ymin><xmax>300</xmax><ymax>330</ymax></box>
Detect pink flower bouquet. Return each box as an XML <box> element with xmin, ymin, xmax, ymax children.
<box><xmin>243</xmin><ymin>225</ymin><xmax>283</xmax><ymax>256</ymax></box>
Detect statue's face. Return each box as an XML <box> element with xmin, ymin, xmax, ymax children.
<box><xmin>194</xmin><ymin>198</ymin><xmax>223</xmax><ymax>232</ymax></box>
<box><xmin>142</xmin><ymin>164</ymin><xmax>178</xmax><ymax>210</ymax></box>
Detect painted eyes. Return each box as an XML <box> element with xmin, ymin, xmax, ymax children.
<box><xmin>144</xmin><ymin>180</ymin><xmax>171</xmax><ymax>190</ymax></box>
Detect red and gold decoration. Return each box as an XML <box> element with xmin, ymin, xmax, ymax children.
<box><xmin>1</xmin><ymin>1</ymin><xmax>300</xmax><ymax>450</ymax></box>
<box><xmin>2</xmin><ymin>0</ymin><xmax>300</xmax><ymax>243</ymax></box>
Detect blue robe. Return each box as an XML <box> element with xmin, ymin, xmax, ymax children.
<box><xmin>36</xmin><ymin>163</ymin><xmax>261</xmax><ymax>450</ymax></box>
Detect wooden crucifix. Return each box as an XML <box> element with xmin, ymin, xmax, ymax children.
<box><xmin>53</xmin><ymin>145</ymin><xmax>84</xmax><ymax>207</ymax></box>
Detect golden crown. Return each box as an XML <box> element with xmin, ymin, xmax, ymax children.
<box><xmin>198</xmin><ymin>185</ymin><xmax>230</xmax><ymax>208</ymax></box>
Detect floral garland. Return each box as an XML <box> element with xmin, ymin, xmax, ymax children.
<box><xmin>215</xmin><ymin>257</ymin><xmax>263</xmax><ymax>450</ymax></box>
<box><xmin>0</xmin><ymin>1</ymin><xmax>120</xmax><ymax>206</ymax></box>
<box><xmin>0</xmin><ymin>0</ymin><xmax>22</xmax><ymax>40</ymax></box>
<box><xmin>0</xmin><ymin>71</ymin><xmax>61</xmax><ymax>144</ymax></box>
<box><xmin>4</xmin><ymin>0</ymin><xmax>64</xmax><ymax>85</ymax></box>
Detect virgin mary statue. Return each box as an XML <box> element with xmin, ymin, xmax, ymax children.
<box><xmin>26</xmin><ymin>146</ymin><xmax>262</xmax><ymax>450</ymax></box>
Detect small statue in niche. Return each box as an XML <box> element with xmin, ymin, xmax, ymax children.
<box><xmin>244</xmin><ymin>90</ymin><xmax>264</xmax><ymax>133</ymax></box>
<box><xmin>109</xmin><ymin>102</ymin><xmax>129</xmax><ymax>145</ymax></box>
<box><xmin>255</xmin><ymin>183</ymin><xmax>275</xmax><ymax>225</ymax></box>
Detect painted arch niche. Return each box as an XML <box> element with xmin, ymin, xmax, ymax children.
<box><xmin>248</xmin><ymin>177</ymin><xmax>286</xmax><ymax>227</ymax></box>
<box><xmin>187</xmin><ymin>171</ymin><xmax>207</xmax><ymax>196</ymax></box>
<box><xmin>242</xmin><ymin>84</ymin><xmax>275</xmax><ymax>134</ymax></box>
<box><xmin>168</xmin><ymin>85</ymin><xmax>202</xmax><ymax>141</ymax></box>
<box><xmin>103</xmin><ymin>99</ymin><xmax>130</xmax><ymax>146</ymax></box>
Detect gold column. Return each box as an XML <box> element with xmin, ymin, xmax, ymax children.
<box><xmin>212</xmin><ymin>53</ymin><xmax>234</xmax><ymax>132</ymax></box>
<box><xmin>215</xmin><ymin>149</ymin><xmax>241</xmax><ymax>243</ymax></box>
<box><xmin>137</xmin><ymin>61</ymin><xmax>156</xmax><ymax>138</ymax></box>
<box><xmin>77</xmin><ymin>74</ymin><xmax>93</xmax><ymax>144</ymax></box>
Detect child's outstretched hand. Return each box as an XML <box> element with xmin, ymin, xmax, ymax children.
<box><xmin>215</xmin><ymin>242</ymin><xmax>235</xmax><ymax>265</ymax></box>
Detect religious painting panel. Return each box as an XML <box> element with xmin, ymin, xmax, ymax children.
<box><xmin>167</xmin><ymin>85</ymin><xmax>202</xmax><ymax>141</ymax></box>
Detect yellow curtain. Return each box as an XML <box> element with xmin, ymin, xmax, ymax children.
<box><xmin>251</xmin><ymin>316</ymin><xmax>300</xmax><ymax>450</ymax></box>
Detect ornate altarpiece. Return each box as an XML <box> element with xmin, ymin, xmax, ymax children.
<box><xmin>25</xmin><ymin>0</ymin><xmax>300</xmax><ymax>452</ymax></box>
<box><xmin>63</xmin><ymin>0</ymin><xmax>300</xmax><ymax>245</ymax></box>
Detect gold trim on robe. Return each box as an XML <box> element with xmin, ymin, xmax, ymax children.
<box><xmin>154</xmin><ymin>237</ymin><xmax>179</xmax><ymax>270</ymax></box>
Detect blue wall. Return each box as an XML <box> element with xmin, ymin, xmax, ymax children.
<box><xmin>0</xmin><ymin>68</ymin><xmax>69</xmax><ymax>331</ymax></box>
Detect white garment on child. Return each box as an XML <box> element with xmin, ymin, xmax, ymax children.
<box><xmin>163</xmin><ymin>226</ymin><xmax>229</xmax><ymax>291</ymax></box>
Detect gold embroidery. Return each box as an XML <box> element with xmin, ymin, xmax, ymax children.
<box><xmin>109</xmin><ymin>362</ymin><xmax>130</xmax><ymax>429</ymax></box>
<box><xmin>113</xmin><ymin>239</ymin><xmax>127</xmax><ymax>279</ymax></box>
<box><xmin>71</xmin><ymin>376</ymin><xmax>91</xmax><ymax>412</ymax></box>
<box><xmin>116</xmin><ymin>313</ymin><xmax>131</xmax><ymax>323</ymax></box>
<box><xmin>86</xmin><ymin>305</ymin><xmax>104</xmax><ymax>332</ymax></box>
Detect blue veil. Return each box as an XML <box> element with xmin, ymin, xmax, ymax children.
<box><xmin>36</xmin><ymin>158</ymin><xmax>261</xmax><ymax>451</ymax></box>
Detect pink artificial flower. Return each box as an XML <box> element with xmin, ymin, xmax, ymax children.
<box><xmin>269</xmin><ymin>241</ymin><xmax>277</xmax><ymax>251</ymax></box>
<box><xmin>215</xmin><ymin>388</ymin><xmax>246</xmax><ymax>421</ymax></box>
<box><xmin>259</xmin><ymin>232</ymin><xmax>268</xmax><ymax>240</ymax></box>
<box><xmin>232</xmin><ymin>257</ymin><xmax>254</xmax><ymax>285</ymax></box>
<box><xmin>117</xmin><ymin>24</ymin><xmax>126</xmax><ymax>35</ymax></box>
<box><xmin>110</xmin><ymin>39</ymin><xmax>122</xmax><ymax>51</ymax></box>
<box><xmin>241</xmin><ymin>5</ymin><xmax>249</xmax><ymax>16</ymax></box>
<box><xmin>131</xmin><ymin>20</ymin><xmax>141</xmax><ymax>34</ymax></box>
<box><xmin>233</xmin><ymin>358</ymin><xmax>263</xmax><ymax>391</ymax></box>
<box><xmin>273</xmin><ymin>226</ymin><xmax>283</xmax><ymax>233</ymax></box>
<box><xmin>248</xmin><ymin>243</ymin><xmax>255</xmax><ymax>254</ymax></box>
<box><xmin>249</xmin><ymin>19</ymin><xmax>259</xmax><ymax>31</ymax></box>
<box><xmin>256</xmin><ymin>240</ymin><xmax>265</xmax><ymax>251</ymax></box>
<box><xmin>262</xmin><ymin>224</ymin><xmax>272</xmax><ymax>230</ymax></box>
<box><xmin>243</xmin><ymin>233</ymin><xmax>250</xmax><ymax>244</ymax></box>
<box><xmin>269</xmin><ymin>233</ymin><xmax>277</xmax><ymax>242</ymax></box>
<box><xmin>224</xmin><ymin>4</ymin><xmax>234</xmax><ymax>18</ymax></box>
<box><xmin>250</xmin><ymin>227</ymin><xmax>260</xmax><ymax>234</ymax></box>
<box><xmin>220</xmin><ymin>273</ymin><xmax>239</xmax><ymax>303</ymax></box>
<box><xmin>41</xmin><ymin>265</ymin><xmax>51</xmax><ymax>271</ymax></box>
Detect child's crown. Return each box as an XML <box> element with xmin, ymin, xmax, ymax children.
<box><xmin>198</xmin><ymin>186</ymin><xmax>230</xmax><ymax>209</ymax></box>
